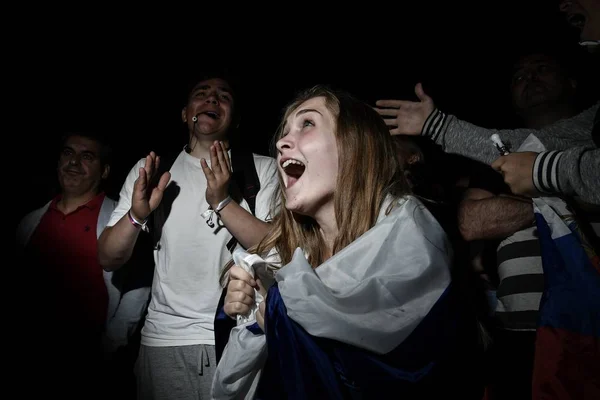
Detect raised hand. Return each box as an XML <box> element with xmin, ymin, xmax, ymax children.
<box><xmin>200</xmin><ymin>141</ymin><xmax>232</xmax><ymax>209</ymax></box>
<box><xmin>374</xmin><ymin>83</ymin><xmax>435</xmax><ymax>135</ymax></box>
<box><xmin>131</xmin><ymin>151</ymin><xmax>171</xmax><ymax>221</ymax></box>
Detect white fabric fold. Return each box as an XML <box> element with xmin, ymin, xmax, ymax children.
<box><xmin>277</xmin><ymin>196</ymin><xmax>452</xmax><ymax>354</ymax></box>
<box><xmin>232</xmin><ymin>249</ymin><xmax>265</xmax><ymax>325</ymax></box>
<box><xmin>211</xmin><ymin>322</ymin><xmax>267</xmax><ymax>400</ymax></box>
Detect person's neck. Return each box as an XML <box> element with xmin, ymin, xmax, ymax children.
<box><xmin>521</xmin><ymin>102</ymin><xmax>578</xmax><ymax>129</ymax></box>
<box><xmin>56</xmin><ymin>190</ymin><xmax>99</xmax><ymax>214</ymax></box>
<box><xmin>187</xmin><ymin>135</ymin><xmax>229</xmax><ymax>160</ymax></box>
<box><xmin>314</xmin><ymin>202</ymin><xmax>338</xmax><ymax>261</ymax></box>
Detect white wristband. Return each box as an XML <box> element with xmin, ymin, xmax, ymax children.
<box><xmin>215</xmin><ymin>196</ymin><xmax>233</xmax><ymax>213</ymax></box>
<box><xmin>128</xmin><ymin>209</ymin><xmax>149</xmax><ymax>232</ymax></box>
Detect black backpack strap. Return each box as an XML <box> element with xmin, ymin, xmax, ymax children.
<box><xmin>230</xmin><ymin>145</ymin><xmax>261</xmax><ymax>215</ymax></box>
<box><xmin>226</xmin><ymin>146</ymin><xmax>262</xmax><ymax>253</ymax></box>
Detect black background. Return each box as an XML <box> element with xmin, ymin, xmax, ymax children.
<box><xmin>13</xmin><ymin>1</ymin><xmax>597</xmax><ymax>231</ymax></box>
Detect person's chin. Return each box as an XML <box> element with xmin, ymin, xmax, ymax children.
<box><xmin>579</xmin><ymin>38</ymin><xmax>600</xmax><ymax>53</ymax></box>
<box><xmin>201</xmin><ymin>127</ymin><xmax>228</xmax><ymax>138</ymax></box>
<box><xmin>286</xmin><ymin>201</ymin><xmax>310</xmax><ymax>217</ymax></box>
<box><xmin>581</xmin><ymin>23</ymin><xmax>600</xmax><ymax>43</ymax></box>
<box><xmin>60</xmin><ymin>176</ymin><xmax>82</xmax><ymax>185</ymax></box>
<box><xmin>285</xmin><ymin>201</ymin><xmax>302</xmax><ymax>213</ymax></box>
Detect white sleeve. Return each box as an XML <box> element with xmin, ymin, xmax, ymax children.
<box><xmin>107</xmin><ymin>158</ymin><xmax>146</xmax><ymax>227</ymax></box>
<box><xmin>211</xmin><ymin>322</ymin><xmax>266</xmax><ymax>400</ymax></box>
<box><xmin>253</xmin><ymin>155</ymin><xmax>279</xmax><ymax>222</ymax></box>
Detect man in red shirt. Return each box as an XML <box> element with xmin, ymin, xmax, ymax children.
<box><xmin>17</xmin><ymin>131</ymin><xmax>116</xmax><ymax>397</ymax></box>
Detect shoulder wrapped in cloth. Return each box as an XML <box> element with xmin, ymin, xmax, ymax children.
<box><xmin>212</xmin><ymin>196</ymin><xmax>480</xmax><ymax>399</ymax></box>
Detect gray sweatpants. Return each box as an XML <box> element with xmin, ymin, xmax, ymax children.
<box><xmin>135</xmin><ymin>344</ymin><xmax>217</xmax><ymax>400</ymax></box>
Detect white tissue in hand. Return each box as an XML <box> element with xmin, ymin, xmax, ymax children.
<box><xmin>517</xmin><ymin>133</ymin><xmax>546</xmax><ymax>152</ymax></box>
<box><xmin>232</xmin><ymin>248</ymin><xmax>269</xmax><ymax>325</ymax></box>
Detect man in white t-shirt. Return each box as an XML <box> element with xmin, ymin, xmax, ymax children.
<box><xmin>97</xmin><ymin>73</ymin><xmax>279</xmax><ymax>399</ymax></box>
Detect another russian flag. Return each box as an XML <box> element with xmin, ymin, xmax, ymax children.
<box><xmin>532</xmin><ymin>197</ymin><xmax>600</xmax><ymax>399</ymax></box>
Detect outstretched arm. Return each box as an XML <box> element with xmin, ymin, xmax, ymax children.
<box><xmin>375</xmin><ymin>83</ymin><xmax>539</xmax><ymax>164</ymax></box>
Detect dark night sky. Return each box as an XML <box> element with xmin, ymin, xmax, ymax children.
<box><xmin>14</xmin><ymin>1</ymin><xmax>595</xmax><ymax>230</ymax></box>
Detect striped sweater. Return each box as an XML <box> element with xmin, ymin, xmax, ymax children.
<box><xmin>494</xmin><ymin>225</ymin><xmax>543</xmax><ymax>331</ymax></box>
<box><xmin>423</xmin><ymin>103</ymin><xmax>599</xmax><ymax>329</ymax></box>
<box><xmin>422</xmin><ymin>103</ymin><xmax>599</xmax><ymax>204</ymax></box>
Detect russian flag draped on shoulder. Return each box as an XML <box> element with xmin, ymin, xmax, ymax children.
<box><xmin>531</xmin><ymin>196</ymin><xmax>600</xmax><ymax>399</ymax></box>
<box><xmin>212</xmin><ymin>196</ymin><xmax>479</xmax><ymax>399</ymax></box>
<box><xmin>514</xmin><ymin>133</ymin><xmax>600</xmax><ymax>398</ymax></box>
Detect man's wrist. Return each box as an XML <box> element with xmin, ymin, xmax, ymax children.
<box><xmin>214</xmin><ymin>196</ymin><xmax>233</xmax><ymax>214</ymax></box>
<box><xmin>422</xmin><ymin>108</ymin><xmax>447</xmax><ymax>141</ymax></box>
<box><xmin>128</xmin><ymin>209</ymin><xmax>149</xmax><ymax>232</ymax></box>
<box><xmin>532</xmin><ymin>150</ymin><xmax>564</xmax><ymax>195</ymax></box>
<box><xmin>129</xmin><ymin>209</ymin><xmax>147</xmax><ymax>222</ymax></box>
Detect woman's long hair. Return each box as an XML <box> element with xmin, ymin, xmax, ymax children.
<box><xmin>220</xmin><ymin>85</ymin><xmax>410</xmax><ymax>285</ymax></box>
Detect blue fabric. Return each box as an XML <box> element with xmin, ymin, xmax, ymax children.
<box><xmin>534</xmin><ymin>214</ymin><xmax>600</xmax><ymax>335</ymax></box>
<box><xmin>254</xmin><ymin>284</ymin><xmax>480</xmax><ymax>399</ymax></box>
<box><xmin>531</xmin><ymin>206</ymin><xmax>600</xmax><ymax>399</ymax></box>
<box><xmin>246</xmin><ymin>322</ymin><xmax>263</xmax><ymax>335</ymax></box>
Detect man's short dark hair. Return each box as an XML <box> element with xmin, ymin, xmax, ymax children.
<box><xmin>508</xmin><ymin>41</ymin><xmax>584</xmax><ymax>84</ymax></box>
<box><xmin>506</xmin><ymin>39</ymin><xmax>600</xmax><ymax>108</ymax></box>
<box><xmin>182</xmin><ymin>69</ymin><xmax>240</xmax><ymax>105</ymax></box>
